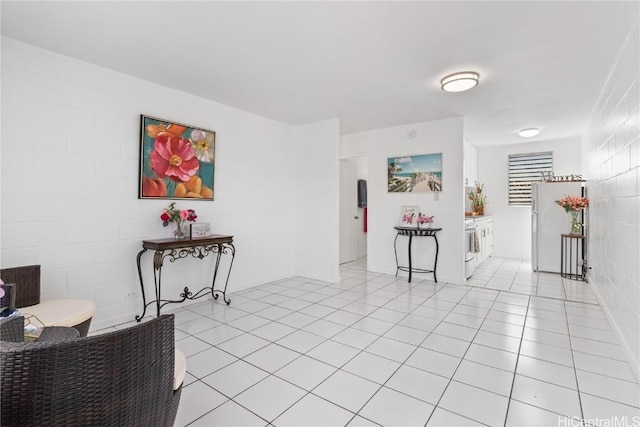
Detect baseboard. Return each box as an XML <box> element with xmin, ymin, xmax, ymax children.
<box><xmin>587</xmin><ymin>274</ymin><xmax>639</xmax><ymax>382</ymax></box>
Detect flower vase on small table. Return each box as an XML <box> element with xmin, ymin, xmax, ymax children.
<box><xmin>569</xmin><ymin>211</ymin><xmax>582</xmax><ymax>235</ymax></box>
<box><xmin>161</xmin><ymin>202</ymin><xmax>197</xmax><ymax>239</ymax></box>
<box><xmin>555</xmin><ymin>196</ymin><xmax>589</xmax><ymax>236</ymax></box>
<box><xmin>174</xmin><ymin>219</ymin><xmax>187</xmax><ymax>239</ymax></box>
<box><xmin>416</xmin><ymin>213</ymin><xmax>434</xmax><ymax>229</ymax></box>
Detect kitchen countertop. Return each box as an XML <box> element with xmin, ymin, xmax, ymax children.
<box><xmin>465</xmin><ymin>214</ymin><xmax>493</xmax><ymax>220</ymax></box>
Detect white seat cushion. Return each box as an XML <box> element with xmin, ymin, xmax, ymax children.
<box><xmin>22</xmin><ymin>299</ymin><xmax>96</xmax><ymax>328</ymax></box>
<box><xmin>174</xmin><ymin>349</ymin><xmax>186</xmax><ymax>390</ymax></box>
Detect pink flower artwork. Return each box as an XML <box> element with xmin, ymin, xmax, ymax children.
<box><xmin>150</xmin><ymin>135</ymin><xmax>200</xmax><ymax>183</ymax></box>
<box><xmin>140</xmin><ymin>115</ymin><xmax>216</xmax><ymax>200</ymax></box>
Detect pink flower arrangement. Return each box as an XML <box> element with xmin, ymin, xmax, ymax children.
<box><xmin>555</xmin><ymin>196</ymin><xmax>589</xmax><ymax>212</ymax></box>
<box><xmin>417</xmin><ymin>213</ymin><xmax>434</xmax><ymax>224</ymax></box>
<box><xmin>160</xmin><ymin>202</ymin><xmax>197</xmax><ymax>227</ymax></box>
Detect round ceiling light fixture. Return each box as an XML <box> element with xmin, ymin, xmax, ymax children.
<box><xmin>440</xmin><ymin>71</ymin><xmax>480</xmax><ymax>92</ymax></box>
<box><xmin>518</xmin><ymin>128</ymin><xmax>540</xmax><ymax>138</ymax></box>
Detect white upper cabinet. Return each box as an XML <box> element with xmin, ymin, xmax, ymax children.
<box><xmin>463</xmin><ymin>139</ymin><xmax>478</xmax><ymax>186</ymax></box>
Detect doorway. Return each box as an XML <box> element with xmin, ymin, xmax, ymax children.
<box><xmin>339</xmin><ymin>157</ymin><xmax>368</xmax><ymax>264</ymax></box>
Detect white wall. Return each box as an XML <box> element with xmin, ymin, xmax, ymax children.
<box><xmin>0</xmin><ymin>38</ymin><xmax>308</xmax><ymax>329</ymax></box>
<box><xmin>341</xmin><ymin>117</ymin><xmax>466</xmax><ymax>285</ymax></box>
<box><xmin>294</xmin><ymin>119</ymin><xmax>340</xmax><ymax>283</ymax></box>
<box><xmin>477</xmin><ymin>137</ymin><xmax>582</xmax><ymax>259</ymax></box>
<box><xmin>583</xmin><ymin>18</ymin><xmax>639</xmax><ymax>378</ymax></box>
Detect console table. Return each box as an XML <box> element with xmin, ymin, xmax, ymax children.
<box><xmin>135</xmin><ymin>235</ymin><xmax>235</xmax><ymax>321</ymax></box>
<box><xmin>393</xmin><ymin>226</ymin><xmax>442</xmax><ymax>283</ymax></box>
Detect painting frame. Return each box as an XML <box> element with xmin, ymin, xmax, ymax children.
<box><xmin>387</xmin><ymin>153</ymin><xmax>443</xmax><ymax>193</ymax></box>
<box><xmin>139</xmin><ymin>115</ymin><xmax>215</xmax><ymax>200</ymax></box>
<box><xmin>400</xmin><ymin>205</ymin><xmax>419</xmax><ymax>226</ymax></box>
<box><xmin>190</xmin><ymin>223</ymin><xmax>211</xmax><ymax>238</ymax></box>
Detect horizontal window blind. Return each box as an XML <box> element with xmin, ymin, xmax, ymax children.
<box><xmin>508</xmin><ymin>152</ymin><xmax>553</xmax><ymax>205</ymax></box>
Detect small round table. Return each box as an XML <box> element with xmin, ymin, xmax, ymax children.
<box><xmin>393</xmin><ymin>226</ymin><xmax>442</xmax><ymax>283</ymax></box>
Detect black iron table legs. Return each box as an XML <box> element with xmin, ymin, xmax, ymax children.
<box><xmin>135</xmin><ymin>235</ymin><xmax>235</xmax><ymax>321</ymax></box>
<box><xmin>393</xmin><ymin>226</ymin><xmax>442</xmax><ymax>283</ymax></box>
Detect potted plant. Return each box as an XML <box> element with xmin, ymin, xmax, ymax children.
<box><xmin>468</xmin><ymin>182</ymin><xmax>487</xmax><ymax>215</ymax></box>
<box><xmin>416</xmin><ymin>213</ymin><xmax>435</xmax><ymax>228</ymax></box>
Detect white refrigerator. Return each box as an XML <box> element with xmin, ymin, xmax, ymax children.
<box><xmin>531</xmin><ymin>182</ymin><xmax>584</xmax><ymax>273</ymax></box>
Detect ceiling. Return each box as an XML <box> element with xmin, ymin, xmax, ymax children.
<box><xmin>1</xmin><ymin>1</ymin><xmax>637</xmax><ymax>147</ymax></box>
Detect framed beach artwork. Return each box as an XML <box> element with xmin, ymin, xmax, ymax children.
<box><xmin>139</xmin><ymin>115</ymin><xmax>215</xmax><ymax>200</ymax></box>
<box><xmin>387</xmin><ymin>153</ymin><xmax>443</xmax><ymax>193</ymax></box>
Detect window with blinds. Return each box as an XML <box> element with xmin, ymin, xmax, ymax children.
<box><xmin>508</xmin><ymin>152</ymin><xmax>553</xmax><ymax>205</ymax></box>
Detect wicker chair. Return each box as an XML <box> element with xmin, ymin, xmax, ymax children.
<box><xmin>0</xmin><ymin>265</ymin><xmax>95</xmax><ymax>336</ymax></box>
<box><xmin>0</xmin><ymin>315</ymin><xmax>25</xmax><ymax>342</ymax></box>
<box><xmin>0</xmin><ymin>314</ymin><xmax>183</xmax><ymax>427</ymax></box>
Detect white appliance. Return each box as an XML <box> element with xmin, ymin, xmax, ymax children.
<box><xmin>531</xmin><ymin>182</ymin><xmax>584</xmax><ymax>273</ymax></box>
<box><xmin>465</xmin><ymin>219</ymin><xmax>477</xmax><ymax>278</ymax></box>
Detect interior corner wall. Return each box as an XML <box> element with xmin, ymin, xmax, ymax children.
<box><xmin>341</xmin><ymin>117</ymin><xmax>466</xmax><ymax>285</ymax></box>
<box><xmin>1</xmin><ymin>37</ymin><xmax>297</xmax><ymax>330</ymax></box>
<box><xmin>477</xmin><ymin>137</ymin><xmax>582</xmax><ymax>260</ymax></box>
<box><xmin>294</xmin><ymin>119</ymin><xmax>340</xmax><ymax>283</ymax></box>
<box><xmin>583</xmin><ymin>17</ymin><xmax>639</xmax><ymax>379</ymax></box>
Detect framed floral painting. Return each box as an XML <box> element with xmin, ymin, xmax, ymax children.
<box><xmin>400</xmin><ymin>205</ymin><xmax>419</xmax><ymax>226</ymax></box>
<box><xmin>139</xmin><ymin>115</ymin><xmax>215</xmax><ymax>200</ymax></box>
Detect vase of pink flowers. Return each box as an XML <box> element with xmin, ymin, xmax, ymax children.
<box><xmin>555</xmin><ymin>196</ymin><xmax>589</xmax><ymax>235</ymax></box>
<box><xmin>161</xmin><ymin>202</ymin><xmax>197</xmax><ymax>239</ymax></box>
<box><xmin>416</xmin><ymin>213</ymin><xmax>434</xmax><ymax>228</ymax></box>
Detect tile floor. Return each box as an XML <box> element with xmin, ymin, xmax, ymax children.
<box><xmin>467</xmin><ymin>258</ymin><xmax>598</xmax><ymax>304</ymax></box>
<box><xmin>95</xmin><ymin>257</ymin><xmax>639</xmax><ymax>426</ymax></box>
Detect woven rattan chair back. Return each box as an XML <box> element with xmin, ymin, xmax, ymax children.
<box><xmin>1</xmin><ymin>314</ymin><xmax>181</xmax><ymax>427</ymax></box>
<box><xmin>0</xmin><ymin>265</ymin><xmax>41</xmax><ymax>307</ymax></box>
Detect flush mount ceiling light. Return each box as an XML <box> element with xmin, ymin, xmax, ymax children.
<box><xmin>518</xmin><ymin>128</ymin><xmax>540</xmax><ymax>138</ymax></box>
<box><xmin>440</xmin><ymin>71</ymin><xmax>480</xmax><ymax>92</ymax></box>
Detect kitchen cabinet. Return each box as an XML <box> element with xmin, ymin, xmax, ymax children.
<box><xmin>475</xmin><ymin>217</ymin><xmax>493</xmax><ymax>265</ymax></box>
<box><xmin>464</xmin><ymin>139</ymin><xmax>478</xmax><ymax>186</ymax></box>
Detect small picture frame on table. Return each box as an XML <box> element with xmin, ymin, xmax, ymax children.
<box><xmin>400</xmin><ymin>206</ymin><xmax>419</xmax><ymax>226</ymax></box>
<box><xmin>190</xmin><ymin>223</ymin><xmax>211</xmax><ymax>238</ymax></box>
